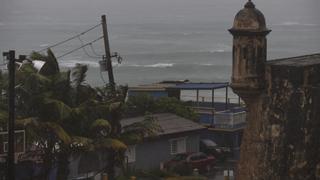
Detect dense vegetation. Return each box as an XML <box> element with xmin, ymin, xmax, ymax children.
<box><xmin>0</xmin><ymin>49</ymin><xmax>198</xmax><ymax>179</ymax></box>
<box><xmin>0</xmin><ymin>50</ymin><xmax>160</xmax><ymax>180</ymax></box>
<box><xmin>125</xmin><ymin>94</ymin><xmax>199</xmax><ymax>121</ymax></box>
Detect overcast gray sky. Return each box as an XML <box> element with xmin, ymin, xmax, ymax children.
<box><xmin>1</xmin><ymin>0</ymin><xmax>319</xmax><ymax>25</ymax></box>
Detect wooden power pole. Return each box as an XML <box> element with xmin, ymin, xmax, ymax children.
<box><xmin>101</xmin><ymin>15</ymin><xmax>116</xmax><ymax>92</ymax></box>
<box><xmin>3</xmin><ymin>50</ymin><xmax>16</xmax><ymax>180</ymax></box>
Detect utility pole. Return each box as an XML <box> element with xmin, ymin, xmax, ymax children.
<box><xmin>3</xmin><ymin>50</ymin><xmax>16</xmax><ymax>180</ymax></box>
<box><xmin>101</xmin><ymin>15</ymin><xmax>116</xmax><ymax>92</ymax></box>
<box><xmin>101</xmin><ymin>15</ymin><xmax>117</xmax><ymax>180</ymax></box>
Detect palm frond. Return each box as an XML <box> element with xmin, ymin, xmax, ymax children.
<box><xmin>71</xmin><ymin>136</ymin><xmax>94</xmax><ymax>151</ymax></box>
<box><xmin>90</xmin><ymin>119</ymin><xmax>111</xmax><ymax>133</ymax></box>
<box><xmin>44</xmin><ymin>122</ymin><xmax>71</xmax><ymax>145</ymax></box>
<box><xmin>15</xmin><ymin>117</ymin><xmax>41</xmax><ymax>143</ymax></box>
<box><xmin>16</xmin><ymin>119</ymin><xmax>71</xmax><ymax>145</ymax></box>
<box><xmin>16</xmin><ymin>117</ymin><xmax>39</xmax><ymax>127</ymax></box>
<box><xmin>75</xmin><ymin>85</ymin><xmax>98</xmax><ymax>105</ymax></box>
<box><xmin>119</xmin><ymin>132</ymin><xmax>143</xmax><ymax>145</ymax></box>
<box><xmin>50</xmin><ymin>71</ymin><xmax>72</xmax><ymax>104</ymax></box>
<box><xmin>30</xmin><ymin>51</ymin><xmax>47</xmax><ymax>61</ymax></box>
<box><xmin>41</xmin><ymin>98</ymin><xmax>72</xmax><ymax>121</ymax></box>
<box><xmin>72</xmin><ymin>64</ymin><xmax>88</xmax><ymax>88</ymax></box>
<box><xmin>19</xmin><ymin>63</ymin><xmax>38</xmax><ymax>74</ymax></box>
<box><xmin>39</xmin><ymin>49</ymin><xmax>60</xmax><ymax>76</ymax></box>
<box><xmin>94</xmin><ymin>138</ymin><xmax>127</xmax><ymax>151</ymax></box>
<box><xmin>121</xmin><ymin>114</ymin><xmax>162</xmax><ymax>144</ymax></box>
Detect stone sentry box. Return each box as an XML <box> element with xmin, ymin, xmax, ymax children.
<box><xmin>228</xmin><ymin>1</ymin><xmax>320</xmax><ymax>180</ymax></box>
<box><xmin>228</xmin><ymin>0</ymin><xmax>271</xmax><ymax>102</ymax></box>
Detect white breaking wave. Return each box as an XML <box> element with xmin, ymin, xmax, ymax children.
<box><xmin>144</xmin><ymin>63</ymin><xmax>174</xmax><ymax>68</ymax></box>
<box><xmin>199</xmin><ymin>49</ymin><xmax>229</xmax><ymax>53</ymax></box>
<box><xmin>60</xmin><ymin>60</ymin><xmax>99</xmax><ymax>68</ymax></box>
<box><xmin>61</xmin><ymin>61</ymin><xmax>174</xmax><ymax>68</ymax></box>
<box><xmin>275</xmin><ymin>22</ymin><xmax>318</xmax><ymax>26</ymax></box>
<box><xmin>205</xmin><ymin>44</ymin><xmax>232</xmax><ymax>53</ymax></box>
<box><xmin>209</xmin><ymin>49</ymin><xmax>225</xmax><ymax>53</ymax></box>
<box><xmin>123</xmin><ymin>63</ymin><xmax>217</xmax><ymax>68</ymax></box>
<box><xmin>59</xmin><ymin>58</ymin><xmax>123</xmax><ymax>68</ymax></box>
<box><xmin>182</xmin><ymin>32</ymin><xmax>192</xmax><ymax>36</ymax></box>
<box><xmin>39</xmin><ymin>44</ymin><xmax>49</xmax><ymax>47</ymax></box>
<box><xmin>125</xmin><ymin>63</ymin><xmax>174</xmax><ymax>68</ymax></box>
<box><xmin>199</xmin><ymin>63</ymin><xmax>214</xmax><ymax>66</ymax></box>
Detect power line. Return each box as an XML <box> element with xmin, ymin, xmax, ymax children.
<box><xmin>37</xmin><ymin>23</ymin><xmax>101</xmax><ymax>53</ymax></box>
<box><xmin>77</xmin><ymin>36</ymin><xmax>101</xmax><ymax>59</ymax></box>
<box><xmin>90</xmin><ymin>43</ymin><xmax>103</xmax><ymax>57</ymax></box>
<box><xmin>56</xmin><ymin>36</ymin><xmax>103</xmax><ymax>59</ymax></box>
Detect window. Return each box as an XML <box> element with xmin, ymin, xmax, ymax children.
<box><xmin>3</xmin><ymin>142</ymin><xmax>8</xmax><ymax>153</ymax></box>
<box><xmin>125</xmin><ymin>145</ymin><xmax>136</xmax><ymax>163</ymax></box>
<box><xmin>170</xmin><ymin>138</ymin><xmax>186</xmax><ymax>155</ymax></box>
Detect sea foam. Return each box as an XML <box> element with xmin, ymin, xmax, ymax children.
<box><xmin>276</xmin><ymin>22</ymin><xmax>318</xmax><ymax>26</ymax></box>
<box><xmin>125</xmin><ymin>63</ymin><xmax>174</xmax><ymax>68</ymax></box>
<box><xmin>60</xmin><ymin>60</ymin><xmax>99</xmax><ymax>68</ymax></box>
<box><xmin>40</xmin><ymin>44</ymin><xmax>49</xmax><ymax>47</ymax></box>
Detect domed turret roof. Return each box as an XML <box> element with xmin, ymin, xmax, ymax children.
<box><xmin>230</xmin><ymin>0</ymin><xmax>270</xmax><ymax>33</ymax></box>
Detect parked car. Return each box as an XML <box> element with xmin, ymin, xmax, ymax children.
<box><xmin>164</xmin><ymin>152</ymin><xmax>215</xmax><ymax>173</ymax></box>
<box><xmin>200</xmin><ymin>139</ymin><xmax>231</xmax><ymax>162</ymax></box>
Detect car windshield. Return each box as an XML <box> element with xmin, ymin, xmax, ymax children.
<box><xmin>172</xmin><ymin>154</ymin><xmax>188</xmax><ymax>161</ymax></box>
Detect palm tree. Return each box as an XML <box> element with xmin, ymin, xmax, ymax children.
<box><xmin>14</xmin><ymin>50</ymin><xmax>75</xmax><ymax>179</ymax></box>
<box><xmin>0</xmin><ymin>49</ymin><xmax>161</xmax><ymax>179</ymax></box>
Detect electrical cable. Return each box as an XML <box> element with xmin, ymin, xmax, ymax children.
<box><xmin>90</xmin><ymin>43</ymin><xmax>103</xmax><ymax>57</ymax></box>
<box><xmin>77</xmin><ymin>36</ymin><xmax>101</xmax><ymax>59</ymax></box>
<box><xmin>37</xmin><ymin>23</ymin><xmax>101</xmax><ymax>53</ymax></box>
<box><xmin>56</xmin><ymin>36</ymin><xmax>103</xmax><ymax>59</ymax></box>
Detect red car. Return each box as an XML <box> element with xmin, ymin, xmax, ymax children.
<box><xmin>164</xmin><ymin>152</ymin><xmax>215</xmax><ymax>173</ymax></box>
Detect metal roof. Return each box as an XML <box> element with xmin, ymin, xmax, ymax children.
<box><xmin>167</xmin><ymin>82</ymin><xmax>229</xmax><ymax>90</ymax></box>
<box><xmin>267</xmin><ymin>53</ymin><xmax>320</xmax><ymax>67</ymax></box>
<box><xmin>129</xmin><ymin>83</ymin><xmax>176</xmax><ymax>91</ymax></box>
<box><xmin>121</xmin><ymin>113</ymin><xmax>205</xmax><ymax>136</ymax></box>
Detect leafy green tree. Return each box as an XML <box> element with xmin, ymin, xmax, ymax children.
<box><xmin>125</xmin><ymin>94</ymin><xmax>199</xmax><ymax>121</ymax></box>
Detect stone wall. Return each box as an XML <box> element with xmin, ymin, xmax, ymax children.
<box><xmin>236</xmin><ymin>58</ymin><xmax>320</xmax><ymax>179</ymax></box>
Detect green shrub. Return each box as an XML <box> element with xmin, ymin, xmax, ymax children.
<box><xmin>126</xmin><ymin>95</ymin><xmax>198</xmax><ymax>121</ymax></box>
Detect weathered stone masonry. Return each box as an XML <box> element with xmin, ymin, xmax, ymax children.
<box><xmin>229</xmin><ymin>1</ymin><xmax>320</xmax><ymax>180</ymax></box>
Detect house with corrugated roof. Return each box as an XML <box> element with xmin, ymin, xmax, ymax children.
<box><xmin>121</xmin><ymin>113</ymin><xmax>205</xmax><ymax>170</ymax></box>
<box><xmin>127</xmin><ymin>81</ymin><xmax>246</xmax><ymax>159</ymax></box>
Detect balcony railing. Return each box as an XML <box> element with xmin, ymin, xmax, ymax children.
<box><xmin>214</xmin><ymin>110</ymin><xmax>246</xmax><ymax>129</ymax></box>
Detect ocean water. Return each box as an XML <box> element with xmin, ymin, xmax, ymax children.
<box><xmin>0</xmin><ymin>0</ymin><xmax>319</xmax><ymax>87</ymax></box>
